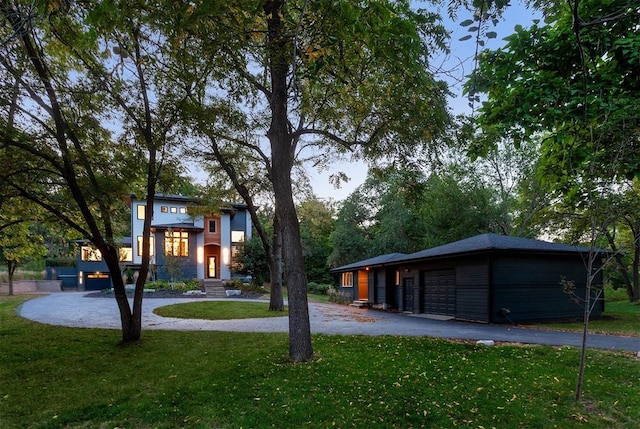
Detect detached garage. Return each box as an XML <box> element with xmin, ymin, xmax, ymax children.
<box><xmin>331</xmin><ymin>233</ymin><xmax>605</xmax><ymax>323</ymax></box>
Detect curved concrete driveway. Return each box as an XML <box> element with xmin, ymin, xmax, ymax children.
<box><xmin>18</xmin><ymin>292</ymin><xmax>640</xmax><ymax>352</ymax></box>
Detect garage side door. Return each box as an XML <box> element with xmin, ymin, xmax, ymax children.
<box><xmin>422</xmin><ymin>269</ymin><xmax>456</xmax><ymax>316</ymax></box>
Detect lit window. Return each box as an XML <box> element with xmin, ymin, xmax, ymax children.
<box><xmin>137</xmin><ymin>236</ymin><xmax>155</xmax><ymax>256</ymax></box>
<box><xmin>231</xmin><ymin>231</ymin><xmax>245</xmax><ymax>243</ymax></box>
<box><xmin>179</xmin><ymin>207</ymin><xmax>187</xmax><ymax>214</ymax></box>
<box><xmin>137</xmin><ymin>205</ymin><xmax>145</xmax><ymax>220</ymax></box>
<box><xmin>161</xmin><ymin>206</ymin><xmax>168</xmax><ymax>213</ymax></box>
<box><xmin>81</xmin><ymin>246</ymin><xmax>102</xmax><ymax>262</ymax></box>
<box><xmin>165</xmin><ymin>230</ymin><xmax>189</xmax><ymax>257</ymax></box>
<box><xmin>209</xmin><ymin>220</ymin><xmax>217</xmax><ymax>233</ymax></box>
<box><xmin>342</xmin><ymin>272</ymin><xmax>353</xmax><ymax>288</ymax></box>
<box><xmin>170</xmin><ymin>207</ymin><xmax>177</xmax><ymax>213</ymax></box>
<box><xmin>119</xmin><ymin>248</ymin><xmax>133</xmax><ymax>262</ymax></box>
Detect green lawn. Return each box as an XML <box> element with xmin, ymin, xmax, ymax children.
<box><xmin>532</xmin><ymin>300</ymin><xmax>640</xmax><ymax>337</ymax></box>
<box><xmin>154</xmin><ymin>300</ymin><xmax>288</xmax><ymax>319</ymax></box>
<box><xmin>1</xmin><ymin>295</ymin><xmax>640</xmax><ymax>428</ymax></box>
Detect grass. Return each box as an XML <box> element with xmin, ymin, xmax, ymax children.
<box><xmin>0</xmin><ymin>269</ymin><xmax>45</xmax><ymax>283</ymax></box>
<box><xmin>532</xmin><ymin>300</ymin><xmax>640</xmax><ymax>337</ymax></box>
<box><xmin>2</xmin><ymin>296</ymin><xmax>640</xmax><ymax>428</ymax></box>
<box><xmin>154</xmin><ymin>300</ymin><xmax>288</xmax><ymax>319</ymax></box>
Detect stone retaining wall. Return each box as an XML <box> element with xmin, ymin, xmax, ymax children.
<box><xmin>0</xmin><ymin>280</ymin><xmax>62</xmax><ymax>295</ymax></box>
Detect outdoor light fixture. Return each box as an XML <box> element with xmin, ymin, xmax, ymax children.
<box><xmin>197</xmin><ymin>246</ymin><xmax>204</xmax><ymax>264</ymax></box>
<box><xmin>222</xmin><ymin>247</ymin><xmax>230</xmax><ymax>265</ymax></box>
<box><xmin>78</xmin><ymin>271</ymin><xmax>83</xmax><ymax>285</ymax></box>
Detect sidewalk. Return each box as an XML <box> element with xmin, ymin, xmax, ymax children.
<box><xmin>17</xmin><ymin>292</ymin><xmax>640</xmax><ymax>352</ymax></box>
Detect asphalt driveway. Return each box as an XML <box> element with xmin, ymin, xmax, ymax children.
<box><xmin>17</xmin><ymin>292</ymin><xmax>640</xmax><ymax>353</ymax></box>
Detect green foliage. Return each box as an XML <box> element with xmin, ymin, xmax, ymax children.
<box><xmin>146</xmin><ymin>279</ymin><xmax>202</xmax><ymax>292</ymax></box>
<box><xmin>298</xmin><ymin>199</ymin><xmax>336</xmax><ymax>284</ymax></box>
<box><xmin>306</xmin><ymin>282</ymin><xmax>332</xmax><ymax>295</ymax></box>
<box><xmin>236</xmin><ymin>235</ymin><xmax>270</xmax><ymax>286</ymax></box>
<box><xmin>330</xmin><ymin>165</ymin><xmax>511</xmax><ymax>266</ymax></box>
<box><xmin>468</xmin><ymin>0</ymin><xmax>640</xmax><ymax>192</ymax></box>
<box><xmin>44</xmin><ymin>258</ymin><xmax>76</xmax><ymax>268</ymax></box>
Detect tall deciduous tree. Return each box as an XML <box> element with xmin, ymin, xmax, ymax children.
<box><xmin>0</xmin><ymin>198</ymin><xmax>47</xmax><ymax>295</ymax></box>
<box><xmin>467</xmin><ymin>0</ymin><xmax>640</xmax><ymax>401</ymax></box>
<box><xmin>163</xmin><ymin>0</ymin><xmax>450</xmax><ymax>361</ymax></box>
<box><xmin>0</xmin><ymin>1</ymin><xmax>185</xmax><ymax>342</ymax></box>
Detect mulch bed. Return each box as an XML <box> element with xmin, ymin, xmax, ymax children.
<box><xmin>84</xmin><ymin>289</ymin><xmax>266</xmax><ymax>299</ymax></box>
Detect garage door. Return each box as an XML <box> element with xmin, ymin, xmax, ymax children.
<box><xmin>85</xmin><ymin>272</ymin><xmax>111</xmax><ymax>290</ymax></box>
<box><xmin>422</xmin><ymin>269</ymin><xmax>456</xmax><ymax>316</ymax></box>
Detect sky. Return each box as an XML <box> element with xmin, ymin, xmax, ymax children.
<box><xmin>308</xmin><ymin>2</ymin><xmax>538</xmax><ymax>202</ymax></box>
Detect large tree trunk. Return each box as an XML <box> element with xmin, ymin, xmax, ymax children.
<box><xmin>269</xmin><ymin>216</ymin><xmax>285</xmax><ymax>311</ymax></box>
<box><xmin>103</xmin><ymin>248</ymin><xmax>141</xmax><ymax>342</ymax></box>
<box><xmin>7</xmin><ymin>261</ymin><xmax>15</xmax><ymax>296</ymax></box>
<box><xmin>265</xmin><ymin>0</ymin><xmax>313</xmax><ymax>362</ymax></box>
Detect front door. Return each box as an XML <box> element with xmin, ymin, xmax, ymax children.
<box><xmin>207</xmin><ymin>256</ymin><xmax>217</xmax><ymax>278</ymax></box>
<box><xmin>403</xmin><ymin>278</ymin><xmax>414</xmax><ymax>312</ymax></box>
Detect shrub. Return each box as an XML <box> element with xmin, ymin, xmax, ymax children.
<box><xmin>307</xmin><ymin>282</ymin><xmax>332</xmax><ymax>295</ymax></box>
<box><xmin>146</xmin><ymin>279</ymin><xmax>201</xmax><ymax>292</ymax></box>
<box><xmin>327</xmin><ymin>287</ymin><xmax>352</xmax><ymax>304</ymax></box>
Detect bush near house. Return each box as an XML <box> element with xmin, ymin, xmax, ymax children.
<box><xmin>307</xmin><ymin>282</ymin><xmax>332</xmax><ymax>295</ymax></box>
<box><xmin>145</xmin><ymin>279</ymin><xmax>202</xmax><ymax>292</ymax></box>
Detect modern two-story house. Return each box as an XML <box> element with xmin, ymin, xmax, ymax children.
<box><xmin>66</xmin><ymin>194</ymin><xmax>252</xmax><ymax>290</ymax></box>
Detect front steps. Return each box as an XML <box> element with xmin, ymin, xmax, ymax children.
<box><xmin>204</xmin><ymin>279</ymin><xmax>226</xmax><ymax>298</ymax></box>
<box><xmin>349</xmin><ymin>299</ymin><xmax>370</xmax><ymax>309</ymax></box>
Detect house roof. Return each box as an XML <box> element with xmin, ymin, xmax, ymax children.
<box><xmin>330</xmin><ymin>253</ymin><xmax>407</xmax><ymax>273</ymax></box>
<box><xmin>151</xmin><ymin>222</ymin><xmax>205</xmax><ymax>232</ymax></box>
<box><xmin>130</xmin><ymin>194</ymin><xmax>248</xmax><ymax>210</ymax></box>
<box><xmin>331</xmin><ymin>233</ymin><xmax>602</xmax><ymax>273</ymax></box>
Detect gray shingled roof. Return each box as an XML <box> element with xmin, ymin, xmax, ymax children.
<box><xmin>399</xmin><ymin>233</ymin><xmax>596</xmax><ymax>262</ymax></box>
<box><xmin>330</xmin><ymin>252</ymin><xmax>407</xmax><ymax>273</ymax></box>
<box><xmin>331</xmin><ymin>233</ymin><xmax>601</xmax><ymax>272</ymax></box>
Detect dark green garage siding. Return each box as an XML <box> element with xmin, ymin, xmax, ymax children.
<box><xmin>491</xmin><ymin>256</ymin><xmax>603</xmax><ymax>322</ymax></box>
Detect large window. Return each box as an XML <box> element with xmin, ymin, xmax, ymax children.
<box><xmin>165</xmin><ymin>230</ymin><xmax>189</xmax><ymax>257</ymax></box>
<box><xmin>119</xmin><ymin>248</ymin><xmax>133</xmax><ymax>262</ymax></box>
<box><xmin>137</xmin><ymin>204</ymin><xmax>146</xmax><ymax>220</ymax></box>
<box><xmin>231</xmin><ymin>230</ymin><xmax>245</xmax><ymax>243</ymax></box>
<box><xmin>81</xmin><ymin>246</ymin><xmax>102</xmax><ymax>262</ymax></box>
<box><xmin>137</xmin><ymin>236</ymin><xmax>155</xmax><ymax>256</ymax></box>
<box><xmin>342</xmin><ymin>272</ymin><xmax>353</xmax><ymax>288</ymax></box>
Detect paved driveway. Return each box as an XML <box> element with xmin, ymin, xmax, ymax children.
<box><xmin>18</xmin><ymin>292</ymin><xmax>640</xmax><ymax>352</ymax></box>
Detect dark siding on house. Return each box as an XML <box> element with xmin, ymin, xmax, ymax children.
<box><xmin>491</xmin><ymin>255</ymin><xmax>603</xmax><ymax>322</ymax></box>
<box><xmin>455</xmin><ymin>260</ymin><xmax>490</xmax><ymax>322</ymax></box>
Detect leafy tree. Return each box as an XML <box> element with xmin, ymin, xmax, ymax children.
<box><xmin>0</xmin><ymin>199</ymin><xmax>47</xmax><ymax>295</ymax></box>
<box><xmin>237</xmin><ymin>234</ymin><xmax>271</xmax><ymax>287</ymax></box>
<box><xmin>328</xmin><ymin>189</ymin><xmax>373</xmax><ymax>268</ymax></box>
<box><xmin>298</xmin><ymin>198</ymin><xmax>335</xmax><ymax>284</ymax></box>
<box><xmin>163</xmin><ymin>0</ymin><xmax>450</xmax><ymax>361</ymax></box>
<box><xmin>467</xmin><ymin>0</ymin><xmax>640</xmax><ymax>402</ymax></box>
<box><xmin>0</xmin><ymin>1</ymin><xmax>184</xmax><ymax>342</ymax></box>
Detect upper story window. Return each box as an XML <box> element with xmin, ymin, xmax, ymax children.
<box><xmin>342</xmin><ymin>272</ymin><xmax>353</xmax><ymax>288</ymax></box>
<box><xmin>179</xmin><ymin>207</ymin><xmax>187</xmax><ymax>214</ymax></box>
<box><xmin>170</xmin><ymin>207</ymin><xmax>177</xmax><ymax>213</ymax></box>
<box><xmin>208</xmin><ymin>220</ymin><xmax>217</xmax><ymax>233</ymax></box>
<box><xmin>231</xmin><ymin>231</ymin><xmax>245</xmax><ymax>243</ymax></box>
<box><xmin>81</xmin><ymin>246</ymin><xmax>102</xmax><ymax>262</ymax></box>
<box><xmin>137</xmin><ymin>205</ymin><xmax>145</xmax><ymax>220</ymax></box>
<box><xmin>161</xmin><ymin>206</ymin><xmax>168</xmax><ymax>213</ymax></box>
<box><xmin>165</xmin><ymin>230</ymin><xmax>189</xmax><ymax>257</ymax></box>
